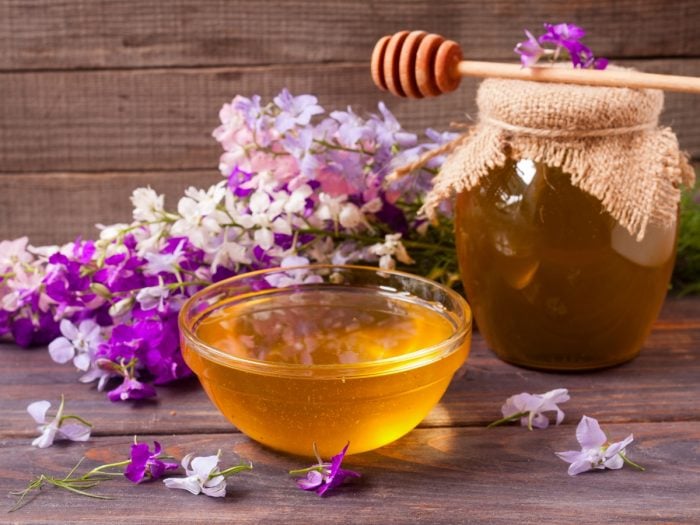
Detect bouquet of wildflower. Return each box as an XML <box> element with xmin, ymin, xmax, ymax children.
<box><xmin>0</xmin><ymin>90</ymin><xmax>459</xmax><ymax>401</ymax></box>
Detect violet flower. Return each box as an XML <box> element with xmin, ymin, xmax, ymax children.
<box><xmin>556</xmin><ymin>416</ymin><xmax>644</xmax><ymax>475</ymax></box>
<box><xmin>514</xmin><ymin>30</ymin><xmax>545</xmax><ymax>67</ymax></box>
<box><xmin>514</xmin><ymin>22</ymin><xmax>607</xmax><ymax>70</ymax></box>
<box><xmin>163</xmin><ymin>451</ymin><xmax>252</xmax><ymax>497</ymax></box>
<box><xmin>101</xmin><ymin>358</ymin><xmax>157</xmax><ymax>402</ymax></box>
<box><xmin>489</xmin><ymin>388</ymin><xmax>570</xmax><ymax>430</ymax></box>
<box><xmin>27</xmin><ymin>396</ymin><xmax>92</xmax><ymax>448</ymax></box>
<box><xmin>289</xmin><ymin>443</ymin><xmax>361</xmax><ymax>496</ymax></box>
<box><xmin>124</xmin><ymin>440</ymin><xmax>178</xmax><ymax>483</ymax></box>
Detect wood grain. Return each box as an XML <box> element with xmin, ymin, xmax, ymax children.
<box><xmin>0</xmin><ymin>171</ymin><xmax>221</xmax><ymax>244</ymax></box>
<box><xmin>0</xmin><ymin>0</ymin><xmax>698</xmax><ymax>70</ymax></box>
<box><xmin>1</xmin><ymin>424</ymin><xmax>698</xmax><ymax>523</ymax></box>
<box><xmin>2</xmin><ymin>298</ymin><xmax>698</xmax><ymax>439</ymax></box>
<box><xmin>0</xmin><ymin>59</ymin><xmax>698</xmax><ymax>178</ymax></box>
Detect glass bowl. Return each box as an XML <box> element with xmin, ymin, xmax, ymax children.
<box><xmin>179</xmin><ymin>264</ymin><xmax>471</xmax><ymax>457</ymax></box>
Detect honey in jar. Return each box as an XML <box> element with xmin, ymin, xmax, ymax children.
<box><xmin>455</xmin><ymin>159</ymin><xmax>676</xmax><ymax>370</ymax></box>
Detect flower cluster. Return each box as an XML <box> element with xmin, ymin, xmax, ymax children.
<box><xmin>0</xmin><ymin>91</ymin><xmax>458</xmax><ymax>401</ymax></box>
<box><xmin>515</xmin><ymin>23</ymin><xmax>608</xmax><ymax>70</ymax></box>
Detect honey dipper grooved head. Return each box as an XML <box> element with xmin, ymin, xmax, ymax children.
<box><xmin>370</xmin><ymin>31</ymin><xmax>463</xmax><ymax>98</ymax></box>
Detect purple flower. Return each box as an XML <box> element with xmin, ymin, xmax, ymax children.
<box><xmin>124</xmin><ymin>440</ymin><xmax>178</xmax><ymax>483</ymax></box>
<box><xmin>107</xmin><ymin>374</ymin><xmax>156</xmax><ymax>402</ymax></box>
<box><xmin>515</xmin><ymin>30</ymin><xmax>545</xmax><ymax>67</ymax></box>
<box><xmin>227</xmin><ymin>166</ymin><xmax>254</xmax><ymax>197</ymax></box>
<box><xmin>273</xmin><ymin>89</ymin><xmax>324</xmax><ymax>134</ymax></box>
<box><xmin>539</xmin><ymin>22</ymin><xmax>586</xmax><ymax>46</ymax></box>
<box><xmin>290</xmin><ymin>443</ymin><xmax>361</xmax><ymax>496</ymax></box>
<box><xmin>514</xmin><ymin>23</ymin><xmax>607</xmax><ymax>70</ymax></box>
<box><xmin>556</xmin><ymin>416</ymin><xmax>642</xmax><ymax>475</ymax></box>
<box><xmin>489</xmin><ymin>388</ymin><xmax>570</xmax><ymax>430</ymax></box>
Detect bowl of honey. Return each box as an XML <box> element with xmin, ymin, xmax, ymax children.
<box><xmin>179</xmin><ymin>264</ymin><xmax>471</xmax><ymax>457</ymax></box>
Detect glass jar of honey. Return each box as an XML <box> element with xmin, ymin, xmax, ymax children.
<box><xmin>422</xmin><ymin>77</ymin><xmax>694</xmax><ymax>370</ymax></box>
<box><xmin>455</xmin><ymin>159</ymin><xmax>676</xmax><ymax>370</ymax></box>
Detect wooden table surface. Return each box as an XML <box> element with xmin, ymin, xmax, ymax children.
<box><xmin>2</xmin><ymin>297</ymin><xmax>699</xmax><ymax>524</ymax></box>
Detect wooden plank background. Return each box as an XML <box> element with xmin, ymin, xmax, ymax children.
<box><xmin>0</xmin><ymin>0</ymin><xmax>698</xmax><ymax>245</ymax></box>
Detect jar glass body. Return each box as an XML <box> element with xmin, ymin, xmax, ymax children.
<box><xmin>455</xmin><ymin>159</ymin><xmax>676</xmax><ymax>370</ymax></box>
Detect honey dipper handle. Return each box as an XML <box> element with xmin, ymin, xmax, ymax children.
<box><xmin>458</xmin><ymin>60</ymin><xmax>700</xmax><ymax>94</ymax></box>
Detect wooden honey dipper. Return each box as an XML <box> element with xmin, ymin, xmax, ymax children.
<box><xmin>371</xmin><ymin>30</ymin><xmax>700</xmax><ymax>97</ymax></box>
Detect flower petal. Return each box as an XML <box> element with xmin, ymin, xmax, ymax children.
<box><xmin>202</xmin><ymin>477</ymin><xmax>227</xmax><ymax>498</ymax></box>
<box><xmin>32</xmin><ymin>425</ymin><xmax>58</xmax><ymax>448</ymax></box>
<box><xmin>59</xmin><ymin>319</ymin><xmax>79</xmax><ymax>340</ymax></box>
<box><xmin>27</xmin><ymin>400</ymin><xmax>51</xmax><ymax>424</ymax></box>
<box><xmin>576</xmin><ymin>416</ymin><xmax>606</xmax><ymax>449</ymax></box>
<box><xmin>163</xmin><ymin>475</ymin><xmax>203</xmax><ymax>495</ymax></box>
<box><xmin>296</xmin><ymin>470</ymin><xmax>324</xmax><ymax>490</ymax></box>
<box><xmin>603</xmin><ymin>454</ymin><xmax>624</xmax><ymax>470</ymax></box>
<box><xmin>567</xmin><ymin>460</ymin><xmax>593</xmax><ymax>476</ymax></box>
<box><xmin>605</xmin><ymin>434</ymin><xmax>634</xmax><ymax>459</ymax></box>
<box><xmin>57</xmin><ymin>422</ymin><xmax>91</xmax><ymax>442</ymax></box>
<box><xmin>73</xmin><ymin>352</ymin><xmax>91</xmax><ymax>371</ymax></box>
<box><xmin>555</xmin><ymin>450</ymin><xmax>584</xmax><ymax>464</ymax></box>
<box><xmin>48</xmin><ymin>337</ymin><xmax>76</xmax><ymax>364</ymax></box>
<box><xmin>190</xmin><ymin>455</ymin><xmax>220</xmax><ymax>480</ymax></box>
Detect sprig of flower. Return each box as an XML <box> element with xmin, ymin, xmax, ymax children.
<box><xmin>488</xmin><ymin>388</ymin><xmax>570</xmax><ymax>430</ymax></box>
<box><xmin>515</xmin><ymin>23</ymin><xmax>608</xmax><ymax>70</ymax></box>
<box><xmin>289</xmin><ymin>442</ymin><xmax>361</xmax><ymax>496</ymax></box>
<box><xmin>27</xmin><ymin>396</ymin><xmax>92</xmax><ymax>448</ymax></box>
<box><xmin>163</xmin><ymin>450</ymin><xmax>252</xmax><ymax>497</ymax></box>
<box><xmin>556</xmin><ymin>416</ymin><xmax>644</xmax><ymax>475</ymax></box>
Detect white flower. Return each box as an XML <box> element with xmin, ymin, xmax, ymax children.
<box><xmin>171</xmin><ymin>183</ymin><xmax>228</xmax><ymax>248</ymax></box>
<box><xmin>368</xmin><ymin>233</ymin><xmax>415</xmax><ymax>270</ymax></box>
<box><xmin>96</xmin><ymin>223</ymin><xmax>130</xmax><ymax>243</ymax></box>
<box><xmin>236</xmin><ymin>191</ymin><xmax>291</xmax><ymax>250</ymax></box>
<box><xmin>48</xmin><ymin>319</ymin><xmax>103</xmax><ymax>371</ymax></box>
<box><xmin>1</xmin><ymin>265</ymin><xmax>46</xmax><ymax>311</ymax></box>
<box><xmin>556</xmin><ymin>416</ymin><xmax>637</xmax><ymax>476</ymax></box>
<box><xmin>207</xmin><ymin>228</ymin><xmax>252</xmax><ymax>273</ymax></box>
<box><xmin>264</xmin><ymin>256</ymin><xmax>324</xmax><ymax>288</ymax></box>
<box><xmin>338</xmin><ymin>202</ymin><xmax>366</xmax><ymax>230</ymax></box>
<box><xmin>27</xmin><ymin>397</ymin><xmax>92</xmax><ymax>448</ymax></box>
<box><xmin>315</xmin><ymin>193</ymin><xmax>346</xmax><ymax>223</ymax></box>
<box><xmin>500</xmin><ymin>388</ymin><xmax>570</xmax><ymax>429</ymax></box>
<box><xmin>0</xmin><ymin>237</ymin><xmax>33</xmax><ymax>271</ymax></box>
<box><xmin>283</xmin><ymin>184</ymin><xmax>313</xmax><ymax>214</ymax></box>
<box><xmin>131</xmin><ymin>187</ymin><xmax>165</xmax><ymax>222</ymax></box>
<box><xmin>163</xmin><ymin>453</ymin><xmax>227</xmax><ymax>497</ymax></box>
<box><xmin>143</xmin><ymin>239</ymin><xmax>186</xmax><ymax>276</ymax></box>
<box><xmin>135</xmin><ymin>276</ymin><xmax>170</xmax><ymax>311</ymax></box>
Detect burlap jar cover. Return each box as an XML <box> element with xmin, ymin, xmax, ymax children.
<box><xmin>422</xmin><ymin>76</ymin><xmax>696</xmax><ymax>241</ymax></box>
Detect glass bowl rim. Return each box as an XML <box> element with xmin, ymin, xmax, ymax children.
<box><xmin>178</xmin><ymin>264</ymin><xmax>472</xmax><ymax>378</ymax></box>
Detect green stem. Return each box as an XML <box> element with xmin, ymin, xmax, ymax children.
<box><xmin>620</xmin><ymin>453</ymin><xmax>645</xmax><ymax>471</ymax></box>
<box><xmin>82</xmin><ymin>459</ymin><xmax>132</xmax><ymax>479</ymax></box>
<box><xmin>288</xmin><ymin>465</ymin><xmax>326</xmax><ymax>476</ymax></box>
<box><xmin>217</xmin><ymin>463</ymin><xmax>253</xmax><ymax>478</ymax></box>
<box><xmin>59</xmin><ymin>414</ymin><xmax>93</xmax><ymax>428</ymax></box>
<box><xmin>487</xmin><ymin>411</ymin><xmax>529</xmax><ymax>428</ymax></box>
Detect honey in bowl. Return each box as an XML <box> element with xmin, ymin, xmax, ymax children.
<box><xmin>180</xmin><ymin>265</ymin><xmax>471</xmax><ymax>457</ymax></box>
